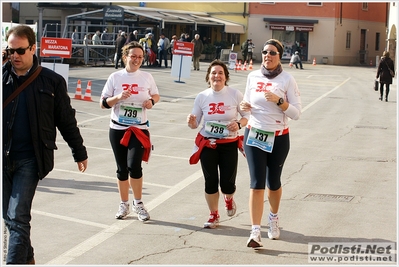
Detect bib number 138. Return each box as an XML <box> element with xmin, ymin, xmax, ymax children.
<box><xmin>246</xmin><ymin>126</ymin><xmax>275</xmax><ymax>153</ymax></box>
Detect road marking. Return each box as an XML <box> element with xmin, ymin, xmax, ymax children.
<box><xmin>45</xmin><ymin>169</ymin><xmax>203</xmax><ymax>265</ymax></box>
<box><xmin>31</xmin><ymin>210</ymin><xmax>109</xmax><ymax>229</ymax></box>
<box><xmin>301</xmin><ymin>77</ymin><xmax>351</xmax><ymax>113</ymax></box>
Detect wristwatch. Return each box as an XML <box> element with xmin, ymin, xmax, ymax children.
<box><xmin>236</xmin><ymin>122</ymin><xmax>242</xmax><ymax>129</ymax></box>
<box><xmin>277</xmin><ymin>98</ymin><xmax>284</xmax><ymax>106</ymax></box>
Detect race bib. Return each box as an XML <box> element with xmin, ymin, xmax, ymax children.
<box><xmin>118</xmin><ymin>103</ymin><xmax>143</xmax><ymax>125</ymax></box>
<box><xmin>246</xmin><ymin>126</ymin><xmax>275</xmax><ymax>153</ymax></box>
<box><xmin>204</xmin><ymin>121</ymin><xmax>230</xmax><ymax>138</ymax></box>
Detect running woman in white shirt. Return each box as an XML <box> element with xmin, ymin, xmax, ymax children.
<box><xmin>187</xmin><ymin>60</ymin><xmax>250</xmax><ymax>229</ymax></box>
<box><xmin>240</xmin><ymin>39</ymin><xmax>302</xmax><ymax>248</ymax></box>
<box><xmin>100</xmin><ymin>41</ymin><xmax>160</xmax><ymax>222</ymax></box>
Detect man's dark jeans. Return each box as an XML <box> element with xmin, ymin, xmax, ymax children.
<box><xmin>3</xmin><ymin>157</ymin><xmax>39</xmax><ymax>264</ymax></box>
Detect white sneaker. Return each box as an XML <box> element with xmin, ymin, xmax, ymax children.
<box><xmin>133</xmin><ymin>202</ymin><xmax>150</xmax><ymax>221</ymax></box>
<box><xmin>115</xmin><ymin>202</ymin><xmax>130</xmax><ymax>219</ymax></box>
<box><xmin>224</xmin><ymin>196</ymin><xmax>237</xmax><ymax>217</ymax></box>
<box><xmin>247</xmin><ymin>228</ymin><xmax>263</xmax><ymax>248</ymax></box>
<box><xmin>268</xmin><ymin>216</ymin><xmax>280</xmax><ymax>240</ymax></box>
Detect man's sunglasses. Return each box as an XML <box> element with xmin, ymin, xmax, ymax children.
<box><xmin>261</xmin><ymin>50</ymin><xmax>279</xmax><ymax>56</ymax></box>
<box><xmin>6</xmin><ymin>46</ymin><xmax>32</xmax><ymax>55</ymax></box>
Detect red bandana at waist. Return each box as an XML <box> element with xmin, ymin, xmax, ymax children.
<box><xmin>120</xmin><ymin>126</ymin><xmax>151</xmax><ymax>162</ymax></box>
<box><xmin>189</xmin><ymin>133</ymin><xmax>245</xmax><ymax>165</ymax></box>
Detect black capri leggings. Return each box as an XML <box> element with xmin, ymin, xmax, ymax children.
<box><xmin>109</xmin><ymin>128</ymin><xmax>149</xmax><ymax>181</ymax></box>
<box><xmin>243</xmin><ymin>127</ymin><xmax>290</xmax><ymax>190</ymax></box>
<box><xmin>200</xmin><ymin>141</ymin><xmax>238</xmax><ymax>195</ymax></box>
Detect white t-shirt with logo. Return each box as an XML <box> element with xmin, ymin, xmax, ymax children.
<box><xmin>101</xmin><ymin>69</ymin><xmax>159</xmax><ymax>130</ymax></box>
<box><xmin>191</xmin><ymin>86</ymin><xmax>250</xmax><ymax>139</ymax></box>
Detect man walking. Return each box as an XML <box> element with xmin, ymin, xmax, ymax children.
<box><xmin>2</xmin><ymin>24</ymin><xmax>88</xmax><ymax>264</ymax></box>
<box><xmin>191</xmin><ymin>33</ymin><xmax>203</xmax><ymax>71</ymax></box>
<box><xmin>157</xmin><ymin>32</ymin><xmax>170</xmax><ymax>68</ymax></box>
<box><xmin>115</xmin><ymin>31</ymin><xmax>127</xmax><ymax>69</ymax></box>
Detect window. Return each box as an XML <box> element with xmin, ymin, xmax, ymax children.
<box><xmin>346</xmin><ymin>31</ymin><xmax>351</xmax><ymax>49</ymax></box>
<box><xmin>362</xmin><ymin>3</ymin><xmax>368</xmax><ymax>10</ymax></box>
<box><xmin>375</xmin><ymin>32</ymin><xmax>380</xmax><ymax>51</ymax></box>
<box><xmin>308</xmin><ymin>2</ymin><xmax>322</xmax><ymax>6</ymax></box>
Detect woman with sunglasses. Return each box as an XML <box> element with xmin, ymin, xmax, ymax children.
<box><xmin>240</xmin><ymin>39</ymin><xmax>302</xmax><ymax>248</ymax></box>
<box><xmin>100</xmin><ymin>41</ymin><xmax>160</xmax><ymax>221</ymax></box>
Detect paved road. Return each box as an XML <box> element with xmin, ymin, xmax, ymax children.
<box><xmin>3</xmin><ymin>61</ymin><xmax>397</xmax><ymax>266</ymax></box>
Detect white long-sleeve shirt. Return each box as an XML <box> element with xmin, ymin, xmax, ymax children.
<box><xmin>243</xmin><ymin>69</ymin><xmax>301</xmax><ymax>132</ymax></box>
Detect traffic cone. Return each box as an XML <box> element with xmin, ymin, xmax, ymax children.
<box><xmin>243</xmin><ymin>61</ymin><xmax>247</xmax><ymax>71</ymax></box>
<box><xmin>74</xmin><ymin>79</ymin><xmax>82</xmax><ymax>100</ymax></box>
<box><xmin>249</xmin><ymin>59</ymin><xmax>253</xmax><ymax>70</ymax></box>
<box><xmin>289</xmin><ymin>62</ymin><xmax>293</xmax><ymax>68</ymax></box>
<box><xmin>83</xmin><ymin>80</ymin><xmax>93</xmax><ymax>101</ymax></box>
<box><xmin>238</xmin><ymin>61</ymin><xmax>242</xmax><ymax>71</ymax></box>
<box><xmin>312</xmin><ymin>58</ymin><xmax>316</xmax><ymax>65</ymax></box>
<box><xmin>235</xmin><ymin>61</ymin><xmax>238</xmax><ymax>72</ymax></box>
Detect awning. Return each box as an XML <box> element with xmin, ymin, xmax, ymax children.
<box><xmin>117</xmin><ymin>6</ymin><xmax>245</xmax><ymax>33</ymax></box>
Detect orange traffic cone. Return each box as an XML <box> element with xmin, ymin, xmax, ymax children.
<box><xmin>243</xmin><ymin>61</ymin><xmax>247</xmax><ymax>71</ymax></box>
<box><xmin>312</xmin><ymin>58</ymin><xmax>316</xmax><ymax>65</ymax></box>
<box><xmin>249</xmin><ymin>59</ymin><xmax>253</xmax><ymax>70</ymax></box>
<box><xmin>289</xmin><ymin>62</ymin><xmax>293</xmax><ymax>68</ymax></box>
<box><xmin>74</xmin><ymin>79</ymin><xmax>82</xmax><ymax>100</ymax></box>
<box><xmin>238</xmin><ymin>61</ymin><xmax>242</xmax><ymax>71</ymax></box>
<box><xmin>83</xmin><ymin>80</ymin><xmax>93</xmax><ymax>101</ymax></box>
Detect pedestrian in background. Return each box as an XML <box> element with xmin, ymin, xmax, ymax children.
<box><xmin>376</xmin><ymin>50</ymin><xmax>395</xmax><ymax>102</ymax></box>
<box><xmin>289</xmin><ymin>51</ymin><xmax>303</xmax><ymax>69</ymax></box>
<box><xmin>100</xmin><ymin>41</ymin><xmax>160</xmax><ymax>222</ymax></box>
<box><xmin>170</xmin><ymin>34</ymin><xmax>177</xmax><ymax>66</ymax></box>
<box><xmin>240</xmin><ymin>39</ymin><xmax>301</xmax><ymax>248</ymax></box>
<box><xmin>115</xmin><ymin>31</ymin><xmax>127</xmax><ymax>69</ymax></box>
<box><xmin>157</xmin><ymin>32</ymin><xmax>170</xmax><ymax>68</ymax></box>
<box><xmin>241</xmin><ymin>39</ymin><xmax>249</xmax><ymax>62</ymax></box>
<box><xmin>187</xmin><ymin>60</ymin><xmax>249</xmax><ymax>229</ymax></box>
<box><xmin>191</xmin><ymin>33</ymin><xmax>203</xmax><ymax>71</ymax></box>
<box><xmin>247</xmin><ymin>39</ymin><xmax>255</xmax><ymax>62</ymax></box>
<box><xmin>126</xmin><ymin>30</ymin><xmax>138</xmax><ymax>44</ymax></box>
<box><xmin>2</xmin><ymin>24</ymin><xmax>88</xmax><ymax>264</ymax></box>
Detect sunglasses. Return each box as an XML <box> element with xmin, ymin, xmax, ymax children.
<box><xmin>6</xmin><ymin>46</ymin><xmax>31</xmax><ymax>55</ymax></box>
<box><xmin>261</xmin><ymin>50</ymin><xmax>279</xmax><ymax>56</ymax></box>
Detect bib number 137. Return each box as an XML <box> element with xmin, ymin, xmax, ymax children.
<box><xmin>246</xmin><ymin>127</ymin><xmax>275</xmax><ymax>153</ymax></box>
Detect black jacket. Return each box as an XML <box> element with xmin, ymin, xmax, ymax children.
<box><xmin>376</xmin><ymin>57</ymin><xmax>395</xmax><ymax>85</ymax></box>
<box><xmin>3</xmin><ymin>55</ymin><xmax>88</xmax><ymax>179</ymax></box>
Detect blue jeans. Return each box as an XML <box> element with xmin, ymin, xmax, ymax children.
<box><xmin>158</xmin><ymin>49</ymin><xmax>168</xmax><ymax>67</ymax></box>
<box><xmin>3</xmin><ymin>157</ymin><xmax>39</xmax><ymax>264</ymax></box>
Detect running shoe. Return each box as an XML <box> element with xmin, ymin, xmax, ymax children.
<box><xmin>268</xmin><ymin>216</ymin><xmax>280</xmax><ymax>240</ymax></box>
<box><xmin>224</xmin><ymin>196</ymin><xmax>237</xmax><ymax>217</ymax></box>
<box><xmin>203</xmin><ymin>213</ymin><xmax>220</xmax><ymax>229</ymax></box>
<box><xmin>133</xmin><ymin>202</ymin><xmax>150</xmax><ymax>221</ymax></box>
<box><xmin>247</xmin><ymin>228</ymin><xmax>263</xmax><ymax>248</ymax></box>
<box><xmin>115</xmin><ymin>202</ymin><xmax>130</xmax><ymax>219</ymax></box>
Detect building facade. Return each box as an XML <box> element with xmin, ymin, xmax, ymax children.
<box><xmin>248</xmin><ymin>2</ymin><xmax>393</xmax><ymax>65</ymax></box>
<box><xmin>2</xmin><ymin>2</ymin><xmax>397</xmax><ymax>66</ymax></box>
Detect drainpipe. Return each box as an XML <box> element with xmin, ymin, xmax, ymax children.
<box><xmin>243</xmin><ymin>2</ymin><xmax>246</xmax><ymax>18</ymax></box>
